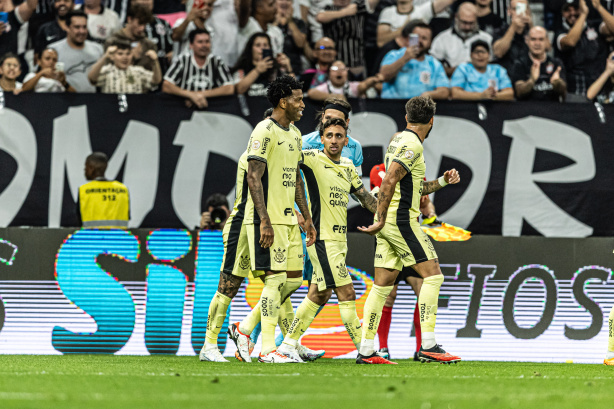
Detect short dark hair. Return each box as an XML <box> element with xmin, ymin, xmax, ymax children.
<box><xmin>0</xmin><ymin>52</ymin><xmax>20</xmax><ymax>67</ymax></box>
<box><xmin>112</xmin><ymin>39</ymin><xmax>132</xmax><ymax>51</ymax></box>
<box><xmin>405</xmin><ymin>96</ymin><xmax>436</xmax><ymax>124</ymax></box>
<box><xmin>66</xmin><ymin>10</ymin><xmax>87</xmax><ymax>27</ymax></box>
<box><xmin>319</xmin><ymin>117</ymin><xmax>348</xmax><ymax>137</ymax></box>
<box><xmin>267</xmin><ymin>75</ymin><xmax>303</xmax><ymax>108</ymax></box>
<box><xmin>86</xmin><ymin>152</ymin><xmax>109</xmax><ymax>166</ymax></box>
<box><xmin>401</xmin><ymin>19</ymin><xmax>431</xmax><ymax>38</ymax></box>
<box><xmin>204</xmin><ymin>193</ymin><xmax>229</xmax><ymax>210</ymax></box>
<box><xmin>127</xmin><ymin>4</ymin><xmax>152</xmax><ymax>24</ymax></box>
<box><xmin>189</xmin><ymin>28</ymin><xmax>210</xmax><ymax>44</ymax></box>
<box><xmin>263</xmin><ymin>107</ymin><xmax>274</xmax><ymax>119</ymax></box>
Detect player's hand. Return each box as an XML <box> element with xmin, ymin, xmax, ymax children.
<box><xmin>259</xmin><ymin>221</ymin><xmax>274</xmax><ymax>248</ymax></box>
<box><xmin>304</xmin><ymin>219</ymin><xmax>317</xmax><ymax>247</ymax></box>
<box><xmin>358</xmin><ymin>220</ymin><xmax>385</xmax><ymax>236</ymax></box>
<box><xmin>296</xmin><ymin>211</ymin><xmax>306</xmax><ymax>231</ymax></box>
<box><xmin>443</xmin><ymin>169</ymin><xmax>460</xmax><ymax>184</ymax></box>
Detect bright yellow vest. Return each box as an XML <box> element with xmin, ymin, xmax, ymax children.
<box><xmin>78</xmin><ymin>180</ymin><xmax>130</xmax><ymax>228</ymax></box>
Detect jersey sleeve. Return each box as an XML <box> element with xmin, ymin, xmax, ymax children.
<box><xmin>247</xmin><ymin>122</ymin><xmax>274</xmax><ymax>163</ymax></box>
<box><xmin>349</xmin><ymin>165</ymin><xmax>363</xmax><ymax>194</ymax></box>
<box><xmin>301</xmin><ymin>149</ymin><xmax>317</xmax><ymax>168</ymax></box>
<box><xmin>392</xmin><ymin>142</ymin><xmax>423</xmax><ymax>173</ymax></box>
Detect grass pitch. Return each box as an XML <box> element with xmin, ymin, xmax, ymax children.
<box><xmin>0</xmin><ymin>356</ymin><xmax>611</xmax><ymax>409</ymax></box>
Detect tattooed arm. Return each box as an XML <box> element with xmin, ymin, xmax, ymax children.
<box><xmin>354</xmin><ymin>186</ymin><xmax>378</xmax><ymax>214</ymax></box>
<box><xmin>358</xmin><ymin>161</ymin><xmax>407</xmax><ymax>235</ymax></box>
<box><xmin>247</xmin><ymin>159</ymin><xmax>274</xmax><ymax>248</ymax></box>
<box><xmin>295</xmin><ymin>167</ymin><xmax>317</xmax><ymax>246</ymax></box>
<box><xmin>422</xmin><ymin>168</ymin><xmax>460</xmax><ymax>195</ymax></box>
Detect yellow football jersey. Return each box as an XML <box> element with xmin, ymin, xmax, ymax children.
<box><xmin>244</xmin><ymin>118</ymin><xmax>303</xmax><ymax>225</ymax></box>
<box><xmin>226</xmin><ymin>151</ymin><xmax>249</xmax><ymax>225</ymax></box>
<box><xmin>383</xmin><ymin>129</ymin><xmax>425</xmax><ymax>223</ymax></box>
<box><xmin>301</xmin><ymin>149</ymin><xmax>363</xmax><ymax>241</ymax></box>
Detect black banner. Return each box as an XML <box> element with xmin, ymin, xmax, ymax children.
<box><xmin>0</xmin><ymin>94</ymin><xmax>612</xmax><ymax>236</ymax></box>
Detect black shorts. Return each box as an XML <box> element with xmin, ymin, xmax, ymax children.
<box><xmin>395</xmin><ymin>266</ymin><xmax>421</xmax><ymax>285</ymax></box>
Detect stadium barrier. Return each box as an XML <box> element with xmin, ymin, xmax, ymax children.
<box><xmin>0</xmin><ymin>228</ymin><xmax>612</xmax><ymax>362</ymax></box>
<box><xmin>0</xmin><ymin>94</ymin><xmax>613</xmax><ymax>236</ymax></box>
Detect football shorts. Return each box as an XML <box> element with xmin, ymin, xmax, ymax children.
<box><xmin>375</xmin><ymin>221</ymin><xmax>437</xmax><ymax>271</ymax></box>
<box><xmin>246</xmin><ymin>223</ymin><xmax>303</xmax><ymax>273</ymax></box>
<box><xmin>307</xmin><ymin>240</ymin><xmax>352</xmax><ymax>292</ymax></box>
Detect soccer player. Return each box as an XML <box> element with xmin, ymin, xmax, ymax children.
<box><xmin>275</xmin><ymin>117</ymin><xmax>393</xmax><ymax>363</ymax></box>
<box><xmin>357</xmin><ymin>96</ymin><xmax>462</xmax><ymax>364</ymax></box>
<box><xmin>228</xmin><ymin>75</ymin><xmax>318</xmax><ymax>363</ymax></box>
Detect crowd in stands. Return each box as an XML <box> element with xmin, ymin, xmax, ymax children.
<box><xmin>2</xmin><ymin>0</ymin><xmax>614</xmax><ymax>104</ymax></box>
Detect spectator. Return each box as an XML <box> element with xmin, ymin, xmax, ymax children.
<box><xmin>163</xmin><ymin>28</ymin><xmax>234</xmax><ymax>108</ymax></box>
<box><xmin>299</xmin><ymin>0</ymin><xmax>328</xmax><ymax>43</ymax></box>
<box><xmin>77</xmin><ymin>0</ymin><xmax>121</xmax><ymax>43</ymax></box>
<box><xmin>275</xmin><ymin>0</ymin><xmax>307</xmax><ymax>76</ymax></box>
<box><xmin>555</xmin><ymin>0</ymin><xmax>614</xmax><ymax>98</ymax></box>
<box><xmin>317</xmin><ymin>0</ymin><xmax>381</xmax><ymax>76</ymax></box>
<box><xmin>200</xmin><ymin>193</ymin><xmax>230</xmax><ymax>230</ymax></box>
<box><xmin>105</xmin><ymin>4</ymin><xmax>157</xmax><ymax>71</ymax></box>
<box><xmin>22</xmin><ymin>48</ymin><xmax>76</xmax><ymax>92</ymax></box>
<box><xmin>132</xmin><ymin>0</ymin><xmax>174</xmax><ymax>74</ymax></box>
<box><xmin>475</xmin><ymin>0</ymin><xmax>504</xmax><ymax>37</ymax></box>
<box><xmin>308</xmin><ymin>59</ymin><xmax>383</xmax><ymax>100</ymax></box>
<box><xmin>511</xmin><ymin>26</ymin><xmax>566</xmax><ymax>101</ymax></box>
<box><xmin>375</xmin><ymin>19</ymin><xmax>419</xmax><ymax>71</ymax></box>
<box><xmin>233</xmin><ymin>32</ymin><xmax>293</xmax><ymax>96</ymax></box>
<box><xmin>172</xmin><ymin>0</ymin><xmax>213</xmax><ymax>61</ymax></box>
<box><xmin>379</xmin><ymin>21</ymin><xmax>450</xmax><ymax>99</ymax></box>
<box><xmin>237</xmin><ymin>0</ymin><xmax>284</xmax><ymax>57</ymax></box>
<box><xmin>0</xmin><ymin>52</ymin><xmax>22</xmax><ymax>92</ymax></box>
<box><xmin>77</xmin><ymin>152</ymin><xmax>130</xmax><ymax>229</ymax></box>
<box><xmin>430</xmin><ymin>2</ymin><xmax>493</xmax><ymax>76</ymax></box>
<box><xmin>88</xmin><ymin>41</ymin><xmax>162</xmax><ymax>93</ymax></box>
<box><xmin>104</xmin><ymin>0</ymin><xmax>130</xmax><ymax>24</ymax></box>
<box><xmin>492</xmin><ymin>0</ymin><xmax>532</xmax><ymax>72</ymax></box>
<box><xmin>34</xmin><ymin>0</ymin><xmax>73</xmax><ymax>57</ymax></box>
<box><xmin>207</xmin><ymin>0</ymin><xmax>251</xmax><ymax>68</ymax></box>
<box><xmin>50</xmin><ymin>11</ymin><xmax>103</xmax><ymax>92</ymax></box>
<box><xmin>0</xmin><ymin>0</ymin><xmax>37</xmax><ymax>58</ymax></box>
<box><xmin>377</xmin><ymin>0</ymin><xmax>456</xmax><ymax>48</ymax></box>
<box><xmin>300</xmin><ymin>36</ymin><xmax>336</xmax><ymax>90</ymax></box>
<box><xmin>587</xmin><ymin>51</ymin><xmax>614</xmax><ymax>102</ymax></box>
<box><xmin>450</xmin><ymin>40</ymin><xmax>513</xmax><ymax>100</ymax></box>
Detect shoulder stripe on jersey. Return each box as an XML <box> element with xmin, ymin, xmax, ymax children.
<box><xmin>392</xmin><ymin>158</ymin><xmax>411</xmax><ymax>174</ymax></box>
<box><xmin>247</xmin><ymin>155</ymin><xmax>267</xmax><ymax>164</ymax></box>
<box><xmin>222</xmin><ymin>173</ymin><xmax>249</xmax><ymax>273</ymax></box>
<box><xmin>301</xmin><ymin>165</ymin><xmax>321</xmax><ymax>241</ymax></box>
<box><xmin>315</xmin><ymin>240</ymin><xmax>336</xmax><ymax>289</ymax></box>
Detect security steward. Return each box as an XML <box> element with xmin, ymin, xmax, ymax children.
<box><xmin>77</xmin><ymin>152</ymin><xmax>130</xmax><ymax>228</ymax></box>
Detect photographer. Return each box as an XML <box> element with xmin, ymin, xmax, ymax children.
<box><xmin>200</xmin><ymin>193</ymin><xmax>230</xmax><ymax>230</ymax></box>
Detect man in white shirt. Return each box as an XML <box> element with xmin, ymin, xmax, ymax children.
<box><xmin>430</xmin><ymin>2</ymin><xmax>492</xmax><ymax>76</ymax></box>
<box><xmin>237</xmin><ymin>0</ymin><xmax>284</xmax><ymax>56</ymax></box>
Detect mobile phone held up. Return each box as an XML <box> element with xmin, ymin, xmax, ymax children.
<box><xmin>409</xmin><ymin>33</ymin><xmax>419</xmax><ymax>48</ymax></box>
<box><xmin>515</xmin><ymin>2</ymin><xmax>526</xmax><ymax>16</ymax></box>
<box><xmin>262</xmin><ymin>48</ymin><xmax>273</xmax><ymax>60</ymax></box>
<box><xmin>0</xmin><ymin>12</ymin><xmax>9</xmax><ymax>26</ymax></box>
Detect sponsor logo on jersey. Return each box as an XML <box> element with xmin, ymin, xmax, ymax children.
<box><xmin>261</xmin><ymin>138</ymin><xmax>270</xmax><ymax>154</ymax></box>
<box><xmin>332</xmin><ymin>225</ymin><xmax>347</xmax><ymax>233</ymax></box>
<box><xmin>284</xmin><ymin>208</ymin><xmax>293</xmax><ymax>216</ymax></box>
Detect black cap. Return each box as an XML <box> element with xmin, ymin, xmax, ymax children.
<box><xmin>471</xmin><ymin>40</ymin><xmax>490</xmax><ymax>54</ymax></box>
<box><xmin>561</xmin><ymin>0</ymin><xmax>579</xmax><ymax>12</ymax></box>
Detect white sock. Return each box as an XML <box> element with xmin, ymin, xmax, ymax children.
<box><xmin>204</xmin><ymin>340</ymin><xmax>218</xmax><ymax>351</ymax></box>
<box><xmin>422</xmin><ymin>332</ymin><xmax>436</xmax><ymax>349</ymax></box>
<box><xmin>606</xmin><ymin>350</ymin><xmax>614</xmax><ymax>359</ymax></box>
<box><xmin>283</xmin><ymin>337</ymin><xmax>298</xmax><ymax>348</ymax></box>
<box><xmin>359</xmin><ymin>338</ymin><xmax>374</xmax><ymax>356</ymax></box>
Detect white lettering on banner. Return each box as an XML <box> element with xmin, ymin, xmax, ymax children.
<box><xmin>0</xmin><ymin>109</ymin><xmax>37</xmax><ymax>226</ymax></box>
<box><xmin>171</xmin><ymin>112</ymin><xmax>253</xmax><ymax>229</ymax></box>
<box><xmin>48</xmin><ymin>106</ymin><xmax>160</xmax><ymax>227</ymax></box>
<box><xmin>425</xmin><ymin>116</ymin><xmax>491</xmax><ymax>228</ymax></box>
<box><xmin>502</xmin><ymin>116</ymin><xmax>595</xmax><ymax>237</ymax></box>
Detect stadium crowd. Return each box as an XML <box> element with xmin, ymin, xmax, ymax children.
<box><xmin>2</xmin><ymin>0</ymin><xmax>614</xmax><ymax>103</ymax></box>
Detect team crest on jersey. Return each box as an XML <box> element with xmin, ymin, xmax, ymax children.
<box><xmin>251</xmin><ymin>140</ymin><xmax>261</xmax><ymax>151</ymax></box>
<box><xmin>155</xmin><ymin>23</ymin><xmax>166</xmax><ymax>36</ymax></box>
<box><xmin>239</xmin><ymin>255</ymin><xmax>250</xmax><ymax>270</ymax></box>
<box><xmin>344</xmin><ymin>167</ymin><xmax>353</xmax><ymax>181</ymax></box>
<box><xmin>273</xmin><ymin>247</ymin><xmax>286</xmax><ymax>263</ymax></box>
<box><xmin>336</xmin><ymin>262</ymin><xmax>348</xmax><ymax>278</ymax></box>
<box><xmin>405</xmin><ymin>150</ymin><xmax>415</xmax><ymax>159</ymax></box>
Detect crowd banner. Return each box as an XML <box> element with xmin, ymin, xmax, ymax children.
<box><xmin>0</xmin><ymin>228</ymin><xmax>613</xmax><ymax>362</ymax></box>
<box><xmin>0</xmin><ymin>94</ymin><xmax>612</xmax><ymax>236</ymax></box>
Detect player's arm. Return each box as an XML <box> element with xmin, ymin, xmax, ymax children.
<box><xmin>358</xmin><ymin>161</ymin><xmax>407</xmax><ymax>235</ymax></box>
<box><xmin>353</xmin><ymin>185</ymin><xmax>378</xmax><ymax>214</ymax></box>
<box><xmin>295</xmin><ymin>167</ymin><xmax>317</xmax><ymax>246</ymax></box>
<box><xmin>247</xmin><ymin>159</ymin><xmax>274</xmax><ymax>248</ymax></box>
<box><xmin>422</xmin><ymin>168</ymin><xmax>460</xmax><ymax>195</ymax></box>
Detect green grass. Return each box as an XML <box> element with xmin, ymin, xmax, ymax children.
<box><xmin>0</xmin><ymin>356</ymin><xmax>612</xmax><ymax>409</ymax></box>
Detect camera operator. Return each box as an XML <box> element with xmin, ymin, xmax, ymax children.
<box><xmin>200</xmin><ymin>193</ymin><xmax>230</xmax><ymax>230</ymax></box>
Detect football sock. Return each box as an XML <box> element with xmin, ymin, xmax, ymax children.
<box><xmin>419</xmin><ymin>274</ymin><xmax>444</xmax><ymax>349</ymax></box>
<box><xmin>360</xmin><ymin>285</ymin><xmax>393</xmax><ymax>356</ymax></box>
<box><xmin>276</xmin><ymin>299</ymin><xmax>325</xmax><ymax>348</ymax></box>
<box><xmin>204</xmin><ymin>292</ymin><xmax>231</xmax><ymax>345</ymax></box>
<box><xmin>278</xmin><ymin>298</ymin><xmax>294</xmax><ymax>337</ymax></box>
<box><xmin>339</xmin><ymin>300</ymin><xmax>362</xmax><ymax>350</ymax></box>
<box><xmin>260</xmin><ymin>273</ymin><xmax>286</xmax><ymax>355</ymax></box>
<box><xmin>413</xmin><ymin>302</ymin><xmax>422</xmax><ymax>352</ymax></box>
<box><xmin>283</xmin><ymin>297</ymin><xmax>320</xmax><ymax>348</ymax></box>
<box><xmin>607</xmin><ymin>305</ymin><xmax>614</xmax><ymax>358</ymax></box>
<box><xmin>377</xmin><ymin>306</ymin><xmax>393</xmax><ymax>349</ymax></box>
